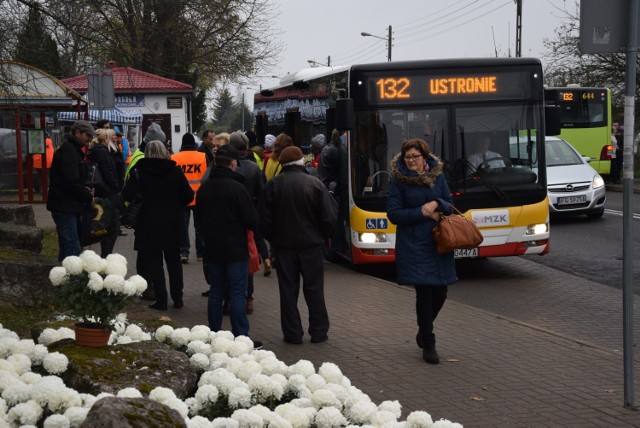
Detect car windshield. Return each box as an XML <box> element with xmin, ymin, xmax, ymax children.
<box><xmin>545</xmin><ymin>139</ymin><xmax>583</xmax><ymax>167</ymax></box>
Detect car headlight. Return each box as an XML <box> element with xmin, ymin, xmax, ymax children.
<box><xmin>358</xmin><ymin>232</ymin><xmax>388</xmax><ymax>243</ymax></box>
<box><xmin>592</xmin><ymin>174</ymin><xmax>605</xmax><ymax>189</ymax></box>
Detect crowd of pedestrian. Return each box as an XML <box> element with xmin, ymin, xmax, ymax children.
<box><xmin>47</xmin><ymin>119</ymin><xmax>455</xmax><ymax>363</ymax></box>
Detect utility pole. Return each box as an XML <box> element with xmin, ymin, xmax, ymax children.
<box><xmin>515</xmin><ymin>0</ymin><xmax>522</xmax><ymax>57</ymax></box>
<box><xmin>387</xmin><ymin>25</ymin><xmax>392</xmax><ymax>61</ymax></box>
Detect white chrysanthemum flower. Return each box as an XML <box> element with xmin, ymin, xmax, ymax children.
<box><xmin>163</xmin><ymin>397</ymin><xmax>189</xmax><ymax>419</ymax></box>
<box><xmin>190</xmin><ymin>353</ymin><xmax>210</xmax><ymax>371</ymax></box>
<box><xmin>289</xmin><ymin>359</ymin><xmax>315</xmax><ymax>378</ymax></box>
<box><xmin>252</xmin><ymin>349</ymin><xmax>277</xmax><ymax>362</ymax></box>
<box><xmin>80</xmin><ymin>393</ymin><xmax>99</xmax><ymax>409</ymax></box>
<box><xmin>343</xmin><ymin>385</ymin><xmax>367</xmax><ymax>409</ymax></box>
<box><xmin>310</xmin><ymin>388</ymin><xmax>341</xmax><ymax>409</ymax></box>
<box><xmin>117</xmin><ymin>388</ymin><xmax>143</xmax><ymax>398</ymax></box>
<box><xmin>210</xmin><ymin>337</ymin><xmax>233</xmax><ymax>354</ymax></box>
<box><xmin>58</xmin><ymin>328</ymin><xmax>76</xmax><ymax>340</ymax></box>
<box><xmin>64</xmin><ymin>407</ymin><xmax>89</xmax><ymax>427</ymax></box>
<box><xmin>247</xmin><ymin>404</ymin><xmax>276</xmax><ymax>424</ymax></box>
<box><xmin>318</xmin><ymin>362</ymin><xmax>344</xmax><ymax>385</ymax></box>
<box><xmin>170</xmin><ymin>328</ymin><xmax>192</xmax><ymax>347</ymax></box>
<box><xmin>49</xmin><ymin>266</ymin><xmax>68</xmax><ymax>286</ymax></box>
<box><xmin>186</xmin><ymin>340</ymin><xmax>208</xmax><ymax>356</ymax></box>
<box><xmin>378</xmin><ymin>400</ymin><xmax>402</xmax><ymax>419</ymax></box>
<box><xmin>213</xmin><ymin>330</ymin><xmax>235</xmax><ymax>341</ymax></box>
<box><xmin>235</xmin><ymin>335</ymin><xmax>254</xmax><ymax>348</ymax></box>
<box><xmin>21</xmin><ymin>371</ymin><xmax>43</xmax><ymax>385</ymax></box>
<box><xmin>267</xmin><ymin>414</ymin><xmax>293</xmax><ymax>428</ymax></box>
<box><xmin>230</xmin><ymin>408</ymin><xmax>263</xmax><ymax>426</ymax></box>
<box><xmin>13</xmin><ymin>338</ymin><xmax>36</xmax><ymax>356</ymax></box>
<box><xmin>372</xmin><ymin>410</ymin><xmax>398</xmax><ymax>426</ymax></box>
<box><xmin>237</xmin><ymin>360</ymin><xmax>262</xmax><ymax>382</ymax></box>
<box><xmin>62</xmin><ymin>256</ymin><xmax>84</xmax><ymax>275</ymax></box>
<box><xmin>433</xmin><ymin>419</ymin><xmax>463</xmax><ymax>428</ymax></box>
<box><xmin>315</xmin><ymin>406</ymin><xmax>348</xmax><ymax>428</ymax></box>
<box><xmin>186</xmin><ymin>415</ymin><xmax>213</xmax><ymax>428</ymax></box>
<box><xmin>289</xmin><ymin>397</ymin><xmax>313</xmax><ymax>408</ymax></box>
<box><xmin>211</xmin><ymin>418</ymin><xmax>239</xmax><ymax>428</ymax></box>
<box><xmin>29</xmin><ymin>344</ymin><xmax>49</xmax><ymax>365</ymax></box>
<box><xmin>155</xmin><ymin>325</ymin><xmax>174</xmax><ymax>343</ymax></box>
<box><xmin>87</xmin><ymin>271</ymin><xmax>104</xmax><ymax>292</ymax></box>
<box><xmin>123</xmin><ymin>324</ymin><xmax>145</xmax><ymax>341</ymax></box>
<box><xmin>80</xmin><ymin>249</ymin><xmax>106</xmax><ymax>273</ymax></box>
<box><xmin>32</xmin><ymin>376</ymin><xmax>82</xmax><ymax>412</ymax></box>
<box><xmin>2</xmin><ymin>381</ymin><xmax>32</xmax><ymax>406</ymax></box>
<box><xmin>122</xmin><ymin>280</ymin><xmax>138</xmax><ymax>297</ymax></box>
<box><xmin>7</xmin><ymin>354</ymin><xmax>31</xmax><ymax>375</ymax></box>
<box><xmin>227</xmin><ymin>340</ymin><xmax>251</xmax><ymax>358</ymax></box>
<box><xmin>103</xmin><ymin>274</ymin><xmax>126</xmax><ymax>294</ymax></box>
<box><xmin>348</xmin><ymin>399</ymin><xmax>378</xmax><ymax>425</ymax></box>
<box><xmin>305</xmin><ymin>373</ymin><xmax>327</xmax><ymax>392</ymax></box>
<box><xmin>208</xmin><ymin>352</ymin><xmax>231</xmax><ymax>370</ymax></box>
<box><xmin>248</xmin><ymin>373</ymin><xmax>284</xmax><ymax>401</ymax></box>
<box><xmin>286</xmin><ymin>374</ymin><xmax>307</xmax><ymax>392</ymax></box>
<box><xmin>260</xmin><ymin>356</ymin><xmax>288</xmax><ymax>376</ymax></box>
<box><xmin>116</xmin><ymin>335</ymin><xmax>133</xmax><ymax>345</ymax></box>
<box><xmin>104</xmin><ymin>259</ymin><xmax>127</xmax><ymax>277</ymax></box>
<box><xmin>0</xmin><ymin>337</ymin><xmax>18</xmax><ymax>358</ymax></box>
<box><xmin>115</xmin><ymin>313</ymin><xmax>128</xmax><ymax>324</ymax></box>
<box><xmin>42</xmin><ymin>352</ymin><xmax>69</xmax><ymax>374</ymax></box>
<box><xmin>0</xmin><ymin>395</ymin><xmax>7</xmax><ymax>414</ymax></box>
<box><xmin>275</xmin><ymin>402</ymin><xmax>313</xmax><ymax>428</ymax></box>
<box><xmin>106</xmin><ymin>253</ymin><xmax>128</xmax><ymax>269</ymax></box>
<box><xmin>43</xmin><ymin>413</ymin><xmax>70</xmax><ymax>428</ymax></box>
<box><xmin>189</xmin><ymin>325</ymin><xmax>212</xmax><ymax>342</ymax></box>
<box><xmin>37</xmin><ymin>329</ymin><xmax>60</xmax><ymax>346</ymax></box>
<box><xmin>149</xmin><ymin>386</ymin><xmax>176</xmax><ymax>403</ymax></box>
<box><xmin>7</xmin><ymin>399</ymin><xmax>43</xmax><ymax>426</ymax></box>
<box><xmin>228</xmin><ymin>386</ymin><xmax>252</xmax><ymax>409</ymax></box>
<box><xmin>128</xmin><ymin>275</ymin><xmax>147</xmax><ymax>295</ymax></box>
<box><xmin>194</xmin><ymin>384</ymin><xmax>219</xmax><ymax>406</ymax></box>
<box><xmin>405</xmin><ymin>411</ymin><xmax>434</xmax><ymax>427</ymax></box>
<box><xmin>0</xmin><ymin>368</ymin><xmax>20</xmax><ymax>391</ymax></box>
<box><xmin>0</xmin><ymin>326</ymin><xmax>19</xmax><ymax>338</ymax></box>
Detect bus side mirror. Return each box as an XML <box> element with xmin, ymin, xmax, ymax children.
<box><xmin>545</xmin><ymin>106</ymin><xmax>561</xmax><ymax>136</ymax></box>
<box><xmin>336</xmin><ymin>98</ymin><xmax>354</xmax><ymax>131</ymax></box>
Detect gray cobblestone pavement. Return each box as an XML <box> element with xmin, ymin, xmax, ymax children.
<box><xmin>30</xmin><ymin>203</ymin><xmax>640</xmax><ymax>427</ymax></box>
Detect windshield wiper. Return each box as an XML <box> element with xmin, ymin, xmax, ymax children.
<box><xmin>461</xmin><ymin>158</ymin><xmax>508</xmax><ymax>200</ymax></box>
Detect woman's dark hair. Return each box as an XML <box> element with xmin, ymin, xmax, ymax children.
<box><xmin>401</xmin><ymin>139</ymin><xmax>430</xmax><ymax>158</ymax></box>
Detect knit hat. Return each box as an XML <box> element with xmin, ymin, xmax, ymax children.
<box><xmin>264</xmin><ymin>134</ymin><xmax>276</xmax><ymax>148</ymax></box>
<box><xmin>180</xmin><ymin>132</ymin><xmax>197</xmax><ymax>150</ymax></box>
<box><xmin>143</xmin><ymin>123</ymin><xmax>166</xmax><ymax>144</ymax></box>
<box><xmin>278</xmin><ymin>146</ymin><xmax>304</xmax><ymax>166</ymax></box>
<box><xmin>311</xmin><ymin>134</ymin><xmax>326</xmax><ymax>149</ymax></box>
<box><xmin>216</xmin><ymin>145</ymin><xmax>240</xmax><ymax>161</ymax></box>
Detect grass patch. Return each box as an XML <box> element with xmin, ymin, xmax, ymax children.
<box><xmin>41</xmin><ymin>227</ymin><xmax>58</xmax><ymax>261</ymax></box>
<box><xmin>0</xmin><ymin>302</ymin><xmax>59</xmax><ymax>338</ymax></box>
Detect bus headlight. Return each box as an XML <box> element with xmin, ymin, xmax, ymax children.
<box><xmin>526</xmin><ymin>223</ymin><xmax>548</xmax><ymax>235</ymax></box>
<box><xmin>359</xmin><ymin>232</ymin><xmax>388</xmax><ymax>243</ymax></box>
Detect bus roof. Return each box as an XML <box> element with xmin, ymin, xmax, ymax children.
<box><xmin>266</xmin><ymin>65</ymin><xmax>350</xmax><ymax>91</ymax></box>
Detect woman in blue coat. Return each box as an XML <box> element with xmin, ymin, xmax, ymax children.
<box><xmin>387</xmin><ymin>139</ymin><xmax>456</xmax><ymax>364</ymax></box>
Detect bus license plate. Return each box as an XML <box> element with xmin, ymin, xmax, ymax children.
<box><xmin>454</xmin><ymin>248</ymin><xmax>478</xmax><ymax>258</ymax></box>
<box><xmin>557</xmin><ymin>195</ymin><xmax>586</xmax><ymax>205</ymax></box>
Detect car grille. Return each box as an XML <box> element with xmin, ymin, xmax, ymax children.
<box><xmin>553</xmin><ymin>202</ymin><xmax>589</xmax><ymax>210</ymax></box>
<box><xmin>548</xmin><ymin>184</ymin><xmax>590</xmax><ymax>193</ymax></box>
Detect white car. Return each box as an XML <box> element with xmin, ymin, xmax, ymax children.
<box><xmin>546</xmin><ymin>136</ymin><xmax>606</xmax><ymax>218</ymax></box>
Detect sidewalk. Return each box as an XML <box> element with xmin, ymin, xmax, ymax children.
<box><xmin>606</xmin><ymin>178</ymin><xmax>640</xmax><ymax>193</ymax></box>
<box><xmin>29</xmin><ymin>204</ymin><xmax>640</xmax><ymax>427</ymax></box>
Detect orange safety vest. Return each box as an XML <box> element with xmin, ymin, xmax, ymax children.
<box><xmin>33</xmin><ymin>138</ymin><xmax>54</xmax><ymax>169</ymax></box>
<box><xmin>171</xmin><ymin>150</ymin><xmax>207</xmax><ymax>206</ymax></box>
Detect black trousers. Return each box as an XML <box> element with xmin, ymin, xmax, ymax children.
<box><xmin>415</xmin><ymin>285</ymin><xmax>448</xmax><ymax>345</ymax></box>
<box><xmin>137</xmin><ymin>248</ymin><xmax>183</xmax><ymax>306</ymax></box>
<box><xmin>275</xmin><ymin>245</ymin><xmax>329</xmax><ymax>341</ymax></box>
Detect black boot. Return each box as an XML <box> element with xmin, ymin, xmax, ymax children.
<box><xmin>416</xmin><ymin>332</ymin><xmax>424</xmax><ymax>349</ymax></box>
<box><xmin>423</xmin><ymin>343</ymin><xmax>440</xmax><ymax>364</ymax></box>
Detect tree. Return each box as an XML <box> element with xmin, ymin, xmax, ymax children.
<box><xmin>13</xmin><ymin>6</ymin><xmax>63</xmax><ymax>78</ymax></box>
<box><xmin>211</xmin><ymin>87</ymin><xmax>237</xmax><ymax>131</ymax></box>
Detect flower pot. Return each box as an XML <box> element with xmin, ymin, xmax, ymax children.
<box><xmin>74</xmin><ymin>323</ymin><xmax>111</xmax><ymax>347</ymax></box>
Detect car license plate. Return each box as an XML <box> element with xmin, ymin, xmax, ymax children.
<box><xmin>557</xmin><ymin>195</ymin><xmax>587</xmax><ymax>205</ymax></box>
<box><xmin>454</xmin><ymin>248</ymin><xmax>478</xmax><ymax>258</ymax></box>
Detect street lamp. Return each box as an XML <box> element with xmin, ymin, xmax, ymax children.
<box><xmin>307</xmin><ymin>56</ymin><xmax>331</xmax><ymax>67</ymax></box>
<box><xmin>361</xmin><ymin>25</ymin><xmax>392</xmax><ymax>62</ymax></box>
<box><xmin>241</xmin><ymin>87</ymin><xmax>254</xmax><ymax>132</ymax></box>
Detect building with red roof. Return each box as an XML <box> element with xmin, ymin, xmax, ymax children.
<box><xmin>61</xmin><ymin>61</ymin><xmax>193</xmax><ymax>153</ymax></box>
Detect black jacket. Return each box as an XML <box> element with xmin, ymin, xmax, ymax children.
<box><xmin>259</xmin><ymin>165</ymin><xmax>337</xmax><ymax>250</ymax></box>
<box><xmin>197</xmin><ymin>143</ymin><xmax>215</xmax><ymax>166</ymax></box>
<box><xmin>196</xmin><ymin>166</ymin><xmax>258</xmax><ymax>263</ymax></box>
<box><xmin>46</xmin><ymin>134</ymin><xmax>93</xmax><ymax>214</ymax></box>
<box><xmin>86</xmin><ymin>143</ymin><xmax>120</xmax><ymax>198</ymax></box>
<box><xmin>122</xmin><ymin>158</ymin><xmax>194</xmax><ymax>251</ymax></box>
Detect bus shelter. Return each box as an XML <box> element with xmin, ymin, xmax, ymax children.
<box><xmin>0</xmin><ymin>61</ymin><xmax>88</xmax><ymax>204</ymax></box>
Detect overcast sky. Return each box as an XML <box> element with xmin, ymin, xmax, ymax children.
<box><xmin>244</xmin><ymin>0</ymin><xmax>573</xmax><ymax>107</ymax></box>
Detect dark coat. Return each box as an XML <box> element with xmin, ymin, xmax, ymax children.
<box><xmin>196</xmin><ymin>166</ymin><xmax>258</xmax><ymax>263</ymax></box>
<box><xmin>259</xmin><ymin>165</ymin><xmax>337</xmax><ymax>250</ymax></box>
<box><xmin>235</xmin><ymin>153</ymin><xmax>264</xmax><ymax>205</ymax></box>
<box><xmin>197</xmin><ymin>143</ymin><xmax>215</xmax><ymax>166</ymax></box>
<box><xmin>121</xmin><ymin>158</ymin><xmax>194</xmax><ymax>251</ymax></box>
<box><xmin>387</xmin><ymin>154</ymin><xmax>456</xmax><ymax>287</ymax></box>
<box><xmin>46</xmin><ymin>134</ymin><xmax>93</xmax><ymax>214</ymax></box>
<box><xmin>86</xmin><ymin>143</ymin><xmax>120</xmax><ymax>198</ymax></box>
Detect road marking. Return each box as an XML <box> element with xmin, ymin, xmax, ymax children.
<box><xmin>604</xmin><ymin>208</ymin><xmax>640</xmax><ymax>219</ymax></box>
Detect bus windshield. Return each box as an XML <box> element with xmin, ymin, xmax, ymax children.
<box><xmin>352</xmin><ymin>102</ymin><xmax>543</xmax><ymax>211</ymax></box>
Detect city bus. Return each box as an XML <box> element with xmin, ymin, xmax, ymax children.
<box><xmin>255</xmin><ymin>58</ymin><xmax>557</xmax><ymax>264</ymax></box>
<box><xmin>544</xmin><ymin>86</ymin><xmax>613</xmax><ymax>175</ymax></box>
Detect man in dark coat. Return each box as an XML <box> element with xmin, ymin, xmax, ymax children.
<box><xmin>46</xmin><ymin>120</ymin><xmax>95</xmax><ymax>261</ymax></box>
<box><xmin>259</xmin><ymin>146</ymin><xmax>338</xmax><ymax>345</ymax></box>
<box><xmin>195</xmin><ymin>145</ymin><xmax>262</xmax><ymax>348</ymax></box>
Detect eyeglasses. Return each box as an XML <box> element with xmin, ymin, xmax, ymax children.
<box><xmin>403</xmin><ymin>154</ymin><xmax>423</xmax><ymax>161</ymax></box>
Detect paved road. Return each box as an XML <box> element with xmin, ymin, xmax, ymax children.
<box><xmin>29</xmin><ymin>203</ymin><xmax>640</xmax><ymax>427</ymax></box>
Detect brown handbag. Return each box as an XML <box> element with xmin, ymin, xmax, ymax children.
<box><xmin>432</xmin><ymin>203</ymin><xmax>483</xmax><ymax>254</ymax></box>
